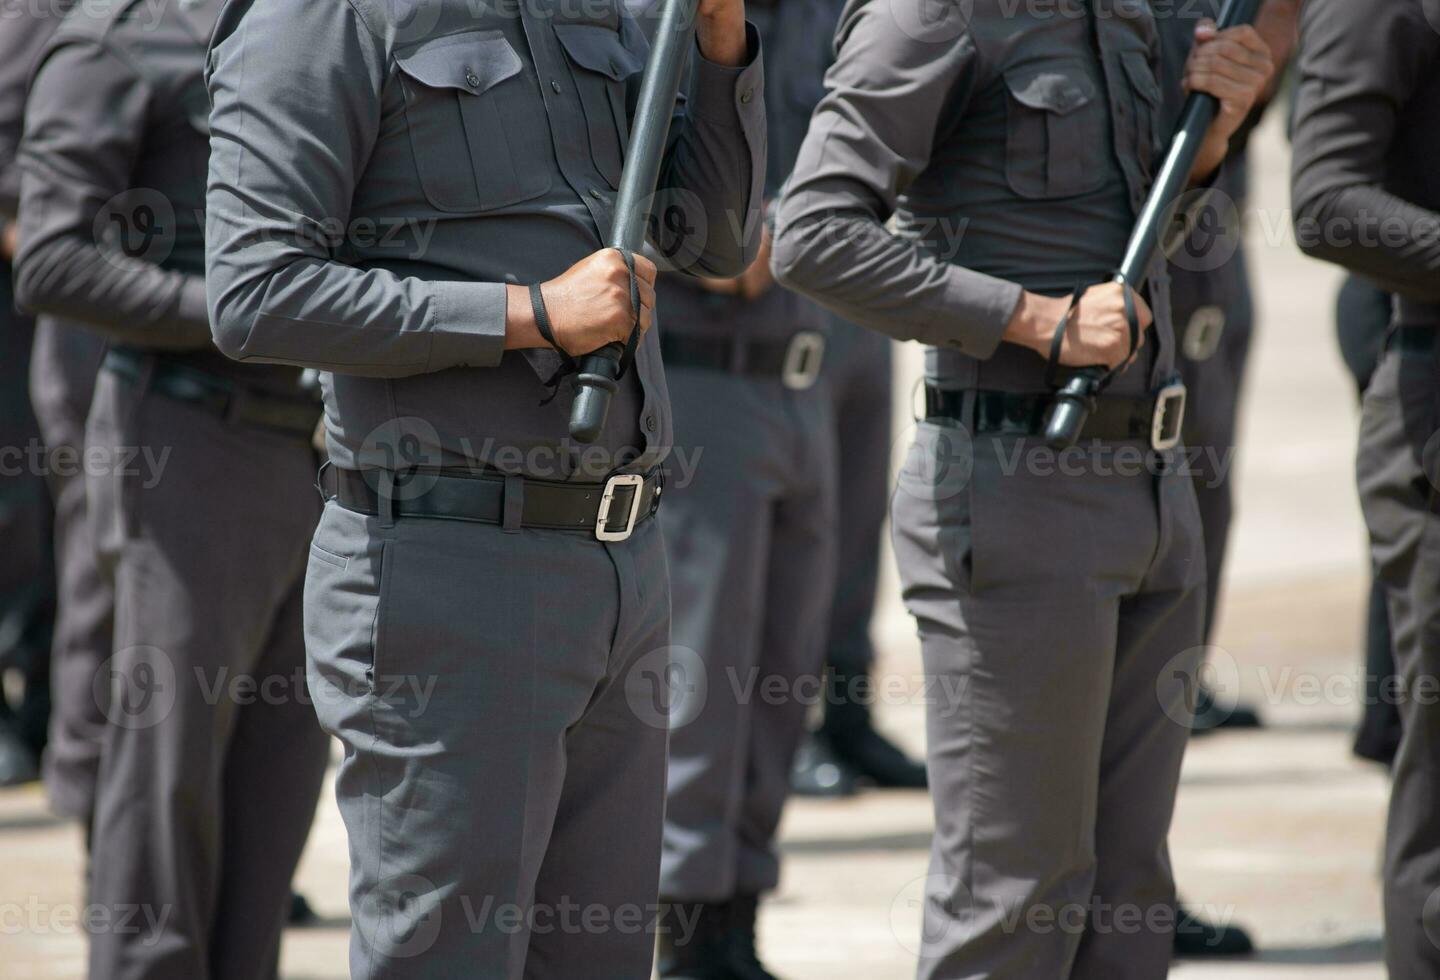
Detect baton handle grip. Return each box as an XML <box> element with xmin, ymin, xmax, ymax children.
<box><xmin>569</xmin><ymin>342</ymin><xmax>626</xmax><ymax>443</ymax></box>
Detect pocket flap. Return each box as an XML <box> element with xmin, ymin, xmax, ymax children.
<box><xmin>554</xmin><ymin>23</ymin><xmax>644</xmax><ymax>81</ymax></box>
<box><xmin>1003</xmin><ymin>63</ymin><xmax>1096</xmax><ymax>115</ymax></box>
<box><xmin>1119</xmin><ymin>50</ymin><xmax>1162</xmax><ymax>106</ymax></box>
<box><xmin>395</xmin><ymin>30</ymin><xmax>522</xmax><ymax>96</ymax></box>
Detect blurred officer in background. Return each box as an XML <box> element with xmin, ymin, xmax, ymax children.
<box><xmin>1</xmin><ymin>0</ymin><xmax>113</xmax><ymax>829</ymax></box>
<box><xmin>774</xmin><ymin>0</ymin><xmax>1272</xmax><ymax>975</ymax></box>
<box><xmin>645</xmin><ymin>0</ymin><xmax>855</xmax><ymax>972</ymax></box>
<box><xmin>205</xmin><ymin>0</ymin><xmax>764</xmax><ymax>974</ymax></box>
<box><xmin>15</xmin><ymin>0</ymin><xmax>331</xmax><ymax>975</ymax></box>
<box><xmin>0</xmin><ymin>0</ymin><xmax>60</xmax><ymax>788</ymax></box>
<box><xmin>1158</xmin><ymin>0</ymin><xmax>1300</xmax><ymax>959</ymax></box>
<box><xmin>1292</xmin><ymin>1</ymin><xmax>1440</xmax><ymax>976</ymax></box>
<box><xmin>791</xmin><ymin>318</ymin><xmax>929</xmax><ymax>797</ymax></box>
<box><xmin>1332</xmin><ymin>274</ymin><xmax>1402</xmax><ymax>768</ymax></box>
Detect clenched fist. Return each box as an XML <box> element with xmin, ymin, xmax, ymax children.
<box><xmin>1005</xmin><ymin>282</ymin><xmax>1153</xmax><ymax>371</ymax></box>
<box><xmin>507</xmin><ymin>249</ymin><xmax>657</xmax><ymax>357</ymax></box>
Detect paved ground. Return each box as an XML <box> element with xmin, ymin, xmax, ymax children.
<box><xmin>0</xmin><ymin>116</ymin><xmax>1395</xmax><ymax>978</ymax></box>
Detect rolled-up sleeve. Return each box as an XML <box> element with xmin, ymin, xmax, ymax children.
<box><xmin>15</xmin><ymin>38</ymin><xmax>212</xmax><ymax>349</ymax></box>
<box><xmin>205</xmin><ymin>0</ymin><xmax>508</xmax><ymax>376</ymax></box>
<box><xmin>1290</xmin><ymin>0</ymin><xmax>1440</xmax><ymax>302</ymax></box>
<box><xmin>648</xmin><ymin>23</ymin><xmax>767</xmax><ymax>277</ymax></box>
<box><xmin>771</xmin><ymin>0</ymin><xmax>1020</xmax><ymax>357</ymax></box>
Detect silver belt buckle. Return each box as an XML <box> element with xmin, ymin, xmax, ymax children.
<box><xmin>1151</xmin><ymin>382</ymin><xmax>1187</xmax><ymax>451</ymax></box>
<box><xmin>596</xmin><ymin>473</ymin><xmax>645</xmax><ymax>542</ymax></box>
<box><xmin>782</xmin><ymin>331</ymin><xmax>826</xmax><ymax>391</ymax></box>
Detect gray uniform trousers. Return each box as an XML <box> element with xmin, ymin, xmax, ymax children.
<box><xmin>305</xmin><ymin>500</ymin><xmax>672</xmax><ymax>980</ymax></box>
<box><xmin>1355</xmin><ymin>305</ymin><xmax>1440</xmax><ymax>980</ymax></box>
<box><xmin>822</xmin><ymin>320</ymin><xmax>895</xmax><ymax>678</ymax></box>
<box><xmin>84</xmin><ymin>366</ymin><xmax>330</xmax><ymax>980</ymax></box>
<box><xmin>659</xmin><ymin>366</ymin><xmax>838</xmax><ymax>901</ymax></box>
<box><xmin>1172</xmin><ymin>258</ymin><xmax>1255</xmax><ymax>640</ymax></box>
<box><xmin>892</xmin><ymin>422</ymin><xmax>1206</xmax><ymax>979</ymax></box>
<box><xmin>29</xmin><ymin>319</ymin><xmax>112</xmax><ymax>822</ymax></box>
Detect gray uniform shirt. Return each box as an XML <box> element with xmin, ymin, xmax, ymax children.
<box><xmin>773</xmin><ymin>0</ymin><xmax>1180</xmax><ymax>395</ymax></box>
<box><xmin>1291</xmin><ymin>0</ymin><xmax>1440</xmax><ymax>307</ymax></box>
<box><xmin>204</xmin><ymin>0</ymin><xmax>767</xmax><ymax>480</ymax></box>
<box><xmin>654</xmin><ymin>0</ymin><xmax>840</xmax><ymax>342</ymax></box>
<box><xmin>0</xmin><ymin>0</ymin><xmax>69</xmax><ymax>224</ymax></box>
<box><xmin>15</xmin><ymin>0</ymin><xmax>301</xmax><ymax>393</ymax></box>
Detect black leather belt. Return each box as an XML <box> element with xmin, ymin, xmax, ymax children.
<box><xmin>1391</xmin><ymin>324</ymin><xmax>1437</xmax><ymax>354</ymax></box>
<box><xmin>925</xmin><ymin>384</ymin><xmax>1187</xmax><ymax>450</ymax></box>
<box><xmin>323</xmin><ymin>465</ymin><xmax>662</xmax><ymax>541</ymax></box>
<box><xmin>104</xmin><ymin>347</ymin><xmax>319</xmax><ymax>441</ymax></box>
<box><xmin>661</xmin><ymin>331</ymin><xmax>826</xmax><ymax>390</ymax></box>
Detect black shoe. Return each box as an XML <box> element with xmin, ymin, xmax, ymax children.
<box><xmin>821</xmin><ymin>673</ymin><xmax>928</xmax><ymax>789</ymax></box>
<box><xmin>1189</xmin><ymin>685</ymin><xmax>1263</xmax><ymax>735</ymax></box>
<box><xmin>790</xmin><ymin>734</ymin><xmax>859</xmax><ymax>798</ymax></box>
<box><xmin>656</xmin><ymin>901</ymin><xmax>737</xmax><ymax>980</ymax></box>
<box><xmin>724</xmin><ymin>895</ymin><xmax>780</xmax><ymax>980</ymax></box>
<box><xmin>289</xmin><ymin>890</ymin><xmax>318</xmax><ymax>925</ymax></box>
<box><xmin>656</xmin><ymin>897</ymin><xmax>781</xmax><ymax>980</ymax></box>
<box><xmin>0</xmin><ymin>725</ymin><xmax>39</xmax><ymax>787</ymax></box>
<box><xmin>1173</xmin><ymin>907</ymin><xmax>1256</xmax><ymax>958</ymax></box>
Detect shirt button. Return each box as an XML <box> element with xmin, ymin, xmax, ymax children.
<box><xmin>465</xmin><ymin>69</ymin><xmax>480</xmax><ymax>88</ymax></box>
<box><xmin>551</xmin><ymin>79</ymin><xmax>562</xmax><ymax>94</ymax></box>
<box><xmin>645</xmin><ymin>415</ymin><xmax>657</xmax><ymax>432</ymax></box>
<box><xmin>740</xmin><ymin>88</ymin><xmax>754</xmax><ymax>104</ymax></box>
<box><xmin>590</xmin><ymin>188</ymin><xmax>605</xmax><ymax>201</ymax></box>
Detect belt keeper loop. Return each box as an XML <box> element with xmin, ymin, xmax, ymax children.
<box><xmin>729</xmin><ymin>338</ymin><xmax>747</xmax><ymax>374</ymax></box>
<box><xmin>502</xmin><ymin>475</ymin><xmax>524</xmax><ymax>533</ymax></box>
<box><xmin>377</xmin><ymin>470</ymin><xmax>396</xmax><ymax>529</ymax></box>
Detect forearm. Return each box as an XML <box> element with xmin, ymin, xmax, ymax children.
<box><xmin>654</xmin><ymin>27</ymin><xmax>766</xmax><ymax>277</ymax></box>
<box><xmin>772</xmin><ymin>208</ymin><xmax>1019</xmax><ymax>358</ymax></box>
<box><xmin>14</xmin><ymin>232</ymin><xmax>211</xmax><ymax>349</ymax></box>
<box><xmin>1294</xmin><ymin>185</ymin><xmax>1440</xmax><ymax>302</ymax></box>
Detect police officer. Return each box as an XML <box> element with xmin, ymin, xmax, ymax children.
<box><xmin>644</xmin><ymin>0</ymin><xmax>840</xmax><ymax>973</ymax></box>
<box><xmin>1291</xmin><ymin>2</ymin><xmax>1440</xmax><ymax>976</ymax></box>
<box><xmin>1333</xmin><ymin>274</ymin><xmax>1402</xmax><ymax>767</ymax></box>
<box><xmin>0</xmin><ymin>0</ymin><xmax>112</xmax><ymax>825</ymax></box>
<box><xmin>774</xmin><ymin>0</ymin><xmax>1272</xmax><ymax>975</ymax></box>
<box><xmin>15</xmin><ymin>0</ymin><xmax>331</xmax><ymax>975</ymax></box>
<box><xmin>205</xmin><ymin>0</ymin><xmax>765</xmax><ymax>974</ymax></box>
<box><xmin>0</xmin><ymin>0</ymin><xmax>60</xmax><ymax>788</ymax></box>
<box><xmin>793</xmin><ymin>317</ymin><xmax>929</xmax><ymax>797</ymax></box>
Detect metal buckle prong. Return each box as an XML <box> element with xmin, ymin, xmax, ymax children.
<box><xmin>782</xmin><ymin>331</ymin><xmax>826</xmax><ymax>391</ymax></box>
<box><xmin>595</xmin><ymin>473</ymin><xmax>645</xmax><ymax>542</ymax></box>
<box><xmin>1151</xmin><ymin>382</ymin><xmax>1187</xmax><ymax>451</ymax></box>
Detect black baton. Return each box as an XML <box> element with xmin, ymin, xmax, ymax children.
<box><xmin>1043</xmin><ymin>0</ymin><xmax>1263</xmax><ymax>449</ymax></box>
<box><xmin>569</xmin><ymin>0</ymin><xmax>700</xmax><ymax>443</ymax></box>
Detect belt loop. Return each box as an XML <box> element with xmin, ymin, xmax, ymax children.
<box><xmin>314</xmin><ymin>459</ymin><xmax>334</xmax><ymax>503</ymax></box>
<box><xmin>377</xmin><ymin>470</ymin><xmax>396</xmax><ymax>530</ymax></box>
<box><xmin>502</xmin><ymin>474</ymin><xmax>524</xmax><ymax>533</ymax></box>
<box><xmin>729</xmin><ymin>337</ymin><xmax>747</xmax><ymax>374</ymax></box>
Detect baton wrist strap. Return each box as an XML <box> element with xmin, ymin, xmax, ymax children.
<box><xmin>1043</xmin><ymin>282</ymin><xmax>1089</xmax><ymax>390</ymax></box>
<box><xmin>530</xmin><ymin>282</ymin><xmax>579</xmax><ymax>405</ymax></box>
<box><xmin>613</xmin><ymin>247</ymin><xmax>643</xmax><ymax>382</ymax></box>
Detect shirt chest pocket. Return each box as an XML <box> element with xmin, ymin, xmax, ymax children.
<box><xmin>1002</xmin><ymin>62</ymin><xmax>1107</xmax><ymax>200</ymax></box>
<box><xmin>395</xmin><ymin>30</ymin><xmax>553</xmax><ymax>213</ymax></box>
<box><xmin>554</xmin><ymin>23</ymin><xmax>645</xmax><ymax>190</ymax></box>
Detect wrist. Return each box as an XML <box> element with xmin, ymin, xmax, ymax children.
<box><xmin>1003</xmin><ymin>290</ymin><xmax>1066</xmax><ymax>355</ymax></box>
<box><xmin>503</xmin><ymin>282</ymin><xmax>544</xmax><ymax>350</ymax></box>
<box><xmin>696</xmin><ymin>11</ymin><xmax>747</xmax><ymax>66</ymax></box>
